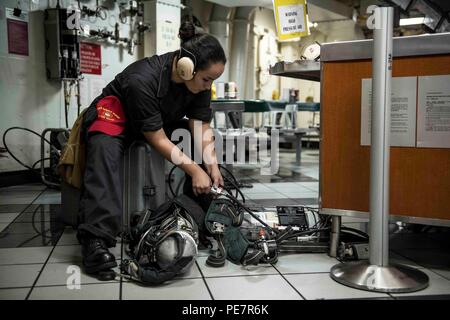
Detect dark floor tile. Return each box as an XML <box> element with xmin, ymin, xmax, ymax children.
<box><xmin>14</xmin><ymin>204</ymin><xmax>61</xmax><ymax>223</ymax></box>
<box><xmin>221</xmin><ymin>165</ymin><xmax>251</xmax><ymax>173</ymax></box>
<box><xmin>227</xmin><ymin>177</ymin><xmax>259</xmax><ymax>188</ymax></box>
<box><xmin>0</xmin><ymin>215</ymin><xmax>64</xmax><ymax>248</ymax></box>
<box><xmin>276</xmin><ymin>175</ymin><xmax>318</xmax><ymax>182</ymax></box>
<box><xmin>22</xmin><ymin>204</ymin><xmax>60</xmax><ymax>213</ymax></box>
<box><xmin>0</xmin><ymin>232</ymin><xmax>62</xmax><ymax>248</ymax></box>
<box><xmin>0</xmin><ymin>222</ymin><xmax>63</xmax><ymax>234</ymax></box>
<box><xmin>0</xmin><ymin>190</ymin><xmax>42</xmax><ymax>199</ymax></box>
<box><xmin>425</xmin><ymin>232</ymin><xmax>450</xmax><ymax>248</ymax></box>
<box><xmin>251</xmin><ymin>176</ymin><xmax>284</xmax><ymax>183</ymax></box>
<box><xmin>390</xmin><ymin>233</ymin><xmax>445</xmax><ymax>250</ymax></box>
<box><xmin>248</xmin><ymin>172</ymin><xmax>317</xmax><ymax>183</ymax></box>
<box><xmin>14</xmin><ymin>212</ymin><xmax>53</xmax><ymax>223</ymax></box>
<box><xmin>0</xmin><ymin>183</ymin><xmax>46</xmax><ymax>191</ymax></box>
<box><xmin>0</xmin><ymin>204</ymin><xmax>30</xmax><ymax>214</ymax></box>
<box><xmin>392</xmin><ymin>248</ymin><xmax>450</xmax><ymax>270</ymax></box>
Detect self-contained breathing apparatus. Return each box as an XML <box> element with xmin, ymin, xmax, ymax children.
<box><xmin>120</xmin><ymin>195</ymin><xmax>205</xmax><ymax>285</ymax></box>
<box><xmin>119</xmin><ymin>186</ymin><xmax>293</xmax><ymax>284</ymax></box>
<box><xmin>204</xmin><ymin>186</ymin><xmax>295</xmax><ymax>268</ymax></box>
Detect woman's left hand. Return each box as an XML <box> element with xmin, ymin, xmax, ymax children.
<box><xmin>209</xmin><ymin>166</ymin><xmax>224</xmax><ymax>188</ymax></box>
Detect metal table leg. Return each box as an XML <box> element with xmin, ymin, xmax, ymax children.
<box><xmin>295</xmin><ymin>133</ymin><xmax>303</xmax><ymax>166</ymax></box>
<box><xmin>329</xmin><ymin>216</ymin><xmax>341</xmax><ymax>258</ymax></box>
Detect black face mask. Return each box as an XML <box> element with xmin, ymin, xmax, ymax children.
<box><xmin>121</xmin><ymin>195</ymin><xmax>204</xmax><ymax>285</ymax></box>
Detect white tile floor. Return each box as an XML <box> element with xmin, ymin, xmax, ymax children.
<box><xmin>1</xmin><ymin>190</ymin><xmax>448</xmax><ymax>300</ymax></box>
<box><xmin>29</xmin><ymin>283</ymin><xmax>120</xmax><ymax>300</ymax></box>
<box><xmin>0</xmin><ymin>149</ymin><xmax>449</xmax><ymax>300</ymax></box>
<box><xmin>391</xmin><ymin>269</ymin><xmax>450</xmax><ymax>298</ymax></box>
<box><xmin>205</xmin><ymin>275</ymin><xmax>302</xmax><ymax>300</ymax></box>
<box><xmin>285</xmin><ymin>273</ymin><xmax>390</xmax><ymax>300</ymax></box>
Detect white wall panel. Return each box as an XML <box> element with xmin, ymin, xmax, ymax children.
<box><xmin>0</xmin><ymin>0</ymin><xmax>140</xmax><ymax>172</ymax></box>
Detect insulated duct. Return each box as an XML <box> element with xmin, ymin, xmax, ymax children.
<box><xmin>229</xmin><ymin>6</ymin><xmax>256</xmax><ymax>99</ymax></box>
<box><xmin>208</xmin><ymin>4</ymin><xmax>232</xmax><ymax>83</ymax></box>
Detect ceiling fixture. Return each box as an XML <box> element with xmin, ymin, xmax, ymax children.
<box><xmin>308</xmin><ymin>21</ymin><xmax>318</xmax><ymax>29</ymax></box>
<box><xmin>399</xmin><ymin>17</ymin><xmax>425</xmax><ymax>26</ymax></box>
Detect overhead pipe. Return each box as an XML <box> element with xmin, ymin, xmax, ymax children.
<box><xmin>208</xmin><ymin>4</ymin><xmax>232</xmax><ymax>83</ymax></box>
<box><xmin>229</xmin><ymin>6</ymin><xmax>256</xmax><ymax>99</ymax></box>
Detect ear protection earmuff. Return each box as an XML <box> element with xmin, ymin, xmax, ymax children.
<box><xmin>176</xmin><ymin>47</ymin><xmax>197</xmax><ymax>81</ymax></box>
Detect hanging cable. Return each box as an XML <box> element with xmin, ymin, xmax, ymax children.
<box><xmin>62</xmin><ymin>80</ymin><xmax>73</xmax><ymax>128</ymax></box>
<box><xmin>341</xmin><ymin>226</ymin><xmax>369</xmax><ymax>240</ymax></box>
<box><xmin>75</xmin><ymin>79</ymin><xmax>81</xmax><ymax>116</ymax></box>
<box><xmin>2</xmin><ymin>127</ymin><xmax>59</xmax><ymax>172</ymax></box>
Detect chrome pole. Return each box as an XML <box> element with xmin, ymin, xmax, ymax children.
<box><xmin>329</xmin><ymin>6</ymin><xmax>429</xmax><ymax>293</ymax></box>
<box><xmin>369</xmin><ymin>3</ymin><xmax>393</xmax><ymax>268</ymax></box>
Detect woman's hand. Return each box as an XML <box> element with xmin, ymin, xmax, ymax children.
<box><xmin>192</xmin><ymin>168</ymin><xmax>212</xmax><ymax>196</ymax></box>
<box><xmin>209</xmin><ymin>166</ymin><xmax>224</xmax><ymax>188</ymax></box>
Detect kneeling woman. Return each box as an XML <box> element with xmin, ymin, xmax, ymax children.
<box><xmin>77</xmin><ymin>21</ymin><xmax>226</xmax><ymax>275</ymax></box>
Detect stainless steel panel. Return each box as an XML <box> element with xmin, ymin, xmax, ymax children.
<box><xmin>320</xmin><ymin>208</ymin><xmax>450</xmax><ymax>227</ymax></box>
<box><xmin>321</xmin><ymin>32</ymin><xmax>450</xmax><ymax>62</ymax></box>
<box><xmin>269</xmin><ymin>60</ymin><xmax>321</xmax><ymax>81</ymax></box>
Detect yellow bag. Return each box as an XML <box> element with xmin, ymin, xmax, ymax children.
<box><xmin>57</xmin><ymin>108</ymin><xmax>88</xmax><ymax>189</ymax></box>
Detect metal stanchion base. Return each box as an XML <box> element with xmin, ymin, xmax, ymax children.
<box><xmin>330</xmin><ymin>261</ymin><xmax>429</xmax><ymax>293</ymax></box>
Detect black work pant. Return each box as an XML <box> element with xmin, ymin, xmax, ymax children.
<box><xmin>77</xmin><ymin>120</ymin><xmax>213</xmax><ymax>247</ymax></box>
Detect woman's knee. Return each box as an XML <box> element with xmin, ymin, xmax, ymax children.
<box><xmin>87</xmin><ymin>133</ymin><xmax>124</xmax><ymax>155</ymax></box>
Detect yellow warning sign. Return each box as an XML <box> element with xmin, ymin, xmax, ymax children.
<box><xmin>273</xmin><ymin>0</ymin><xmax>310</xmax><ymax>41</ymax></box>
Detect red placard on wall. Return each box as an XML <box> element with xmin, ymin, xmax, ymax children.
<box><xmin>7</xmin><ymin>19</ymin><xmax>29</xmax><ymax>56</ymax></box>
<box><xmin>80</xmin><ymin>42</ymin><xmax>102</xmax><ymax>75</ymax></box>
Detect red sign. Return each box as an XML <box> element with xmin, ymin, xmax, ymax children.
<box><xmin>80</xmin><ymin>42</ymin><xmax>102</xmax><ymax>75</ymax></box>
<box><xmin>7</xmin><ymin>19</ymin><xmax>29</xmax><ymax>56</ymax></box>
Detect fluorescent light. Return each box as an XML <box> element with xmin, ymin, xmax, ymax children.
<box><xmin>308</xmin><ymin>21</ymin><xmax>318</xmax><ymax>29</ymax></box>
<box><xmin>399</xmin><ymin>17</ymin><xmax>425</xmax><ymax>26</ymax></box>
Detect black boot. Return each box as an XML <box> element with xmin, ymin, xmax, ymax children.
<box><xmin>81</xmin><ymin>237</ymin><xmax>117</xmax><ymax>274</ymax></box>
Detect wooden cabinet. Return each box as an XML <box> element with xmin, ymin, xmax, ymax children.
<box><xmin>320</xmin><ymin>33</ymin><xmax>450</xmax><ymax>225</ymax></box>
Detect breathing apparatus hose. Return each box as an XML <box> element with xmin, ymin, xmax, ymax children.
<box><xmin>217</xmin><ymin>165</ymin><xmax>247</xmax><ymax>202</ymax></box>
<box><xmin>212</xmin><ymin>187</ymin><xmax>339</xmax><ymax>252</ymax></box>
<box><xmin>218</xmin><ymin>191</ymin><xmax>278</xmax><ymax>236</ymax></box>
<box><xmin>168</xmin><ymin>164</ymin><xmax>247</xmax><ymax>203</ymax></box>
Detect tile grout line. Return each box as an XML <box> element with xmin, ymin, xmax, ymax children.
<box><xmin>24</xmin><ymin>242</ymin><xmax>58</xmax><ymax>300</ymax></box>
<box><xmin>23</xmin><ymin>187</ymin><xmax>57</xmax><ymax>300</ymax></box>
<box><xmin>270</xmin><ymin>264</ymin><xmax>307</xmax><ymax>300</ymax></box>
<box><xmin>0</xmin><ymin>285</ymin><xmax>33</xmax><ymax>290</ymax></box>
<box><xmin>0</xmin><ymin>262</ymin><xmax>54</xmax><ymax>267</ymax></box>
<box><xmin>390</xmin><ymin>249</ymin><xmax>429</xmax><ymax>269</ymax></box>
<box><xmin>424</xmin><ymin>267</ymin><xmax>450</xmax><ymax>282</ymax></box>
<box><xmin>198</xmin><ymin>271</ymin><xmax>331</xmax><ymax>279</ymax></box>
<box><xmin>388</xmin><ymin>249</ymin><xmax>450</xmax><ymax>297</ymax></box>
<box><xmin>195</xmin><ymin>260</ymin><xmax>214</xmax><ymax>300</ymax></box>
<box><xmin>23</xmin><ymin>281</ymin><xmax>120</xmax><ymax>290</ymax></box>
<box><xmin>388</xmin><ymin>293</ymin><xmax>397</xmax><ymax>300</ymax></box>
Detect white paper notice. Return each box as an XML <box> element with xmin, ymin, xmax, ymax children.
<box><xmin>361</xmin><ymin>77</ymin><xmax>417</xmax><ymax>147</ymax></box>
<box><xmin>417</xmin><ymin>75</ymin><xmax>450</xmax><ymax>148</ymax></box>
<box><xmin>277</xmin><ymin>4</ymin><xmax>306</xmax><ymax>35</ymax></box>
<box><xmin>156</xmin><ymin>20</ymin><xmax>180</xmax><ymax>55</ymax></box>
